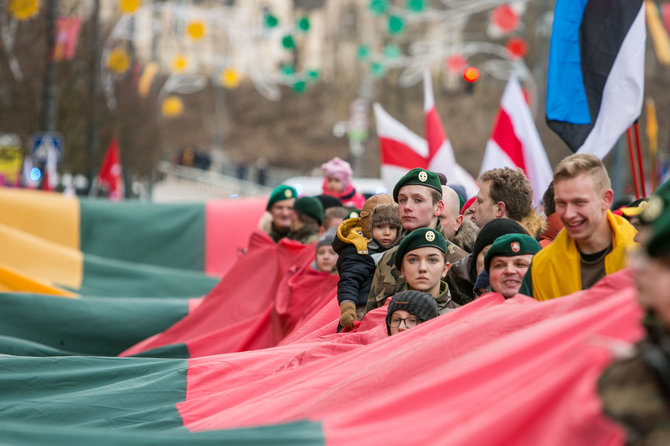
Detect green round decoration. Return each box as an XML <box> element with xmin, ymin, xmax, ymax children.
<box><xmin>281</xmin><ymin>64</ymin><xmax>295</xmax><ymax>75</ymax></box>
<box><xmin>357</xmin><ymin>44</ymin><xmax>371</xmax><ymax>60</ymax></box>
<box><xmin>369</xmin><ymin>0</ymin><xmax>388</xmax><ymax>15</ymax></box>
<box><xmin>281</xmin><ymin>34</ymin><xmax>295</xmax><ymax>49</ymax></box>
<box><xmin>264</xmin><ymin>13</ymin><xmax>278</xmax><ymax>28</ymax></box>
<box><xmin>307</xmin><ymin>69</ymin><xmax>319</xmax><ymax>80</ymax></box>
<box><xmin>407</xmin><ymin>0</ymin><xmax>425</xmax><ymax>12</ymax></box>
<box><xmin>370</xmin><ymin>62</ymin><xmax>386</xmax><ymax>78</ymax></box>
<box><xmin>297</xmin><ymin>17</ymin><xmax>310</xmax><ymax>32</ymax></box>
<box><xmin>388</xmin><ymin>15</ymin><xmax>405</xmax><ymax>34</ymax></box>
<box><xmin>384</xmin><ymin>44</ymin><xmax>402</xmax><ymax>59</ymax></box>
<box><xmin>293</xmin><ymin>80</ymin><xmax>307</xmax><ymax>93</ymax></box>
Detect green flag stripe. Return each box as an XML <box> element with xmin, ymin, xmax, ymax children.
<box><xmin>79</xmin><ymin>200</ymin><xmax>206</xmax><ymax>272</ymax></box>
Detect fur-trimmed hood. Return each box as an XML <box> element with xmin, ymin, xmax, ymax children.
<box><xmin>519</xmin><ymin>209</ymin><xmax>546</xmax><ymax>239</ymax></box>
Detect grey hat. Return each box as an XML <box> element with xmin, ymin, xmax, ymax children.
<box><xmin>386</xmin><ymin>290</ymin><xmax>439</xmax><ymax>335</ymax></box>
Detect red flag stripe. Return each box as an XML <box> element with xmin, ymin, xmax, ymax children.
<box><xmin>490</xmin><ymin>108</ymin><xmax>527</xmax><ymax>174</ymax></box>
<box><xmin>425</xmin><ymin>107</ymin><xmax>445</xmax><ymax>161</ymax></box>
<box><xmin>379</xmin><ymin>137</ymin><xmax>429</xmax><ymax>169</ymax></box>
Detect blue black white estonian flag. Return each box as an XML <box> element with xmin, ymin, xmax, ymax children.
<box><xmin>546</xmin><ymin>0</ymin><xmax>645</xmax><ymax>158</ymax></box>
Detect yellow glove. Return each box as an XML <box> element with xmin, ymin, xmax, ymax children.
<box><xmin>339</xmin><ymin>300</ymin><xmax>357</xmax><ymax>329</ymax></box>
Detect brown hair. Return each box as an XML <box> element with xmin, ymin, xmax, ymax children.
<box><xmin>322</xmin><ymin>206</ymin><xmax>348</xmax><ymax>229</ymax></box>
<box><xmin>430</xmin><ymin>189</ymin><xmax>442</xmax><ymax>206</ymax></box>
<box><xmin>542</xmin><ymin>181</ymin><xmax>555</xmax><ymax>216</ymax></box>
<box><xmin>553</xmin><ymin>154</ymin><xmax>611</xmax><ymax>194</ymax></box>
<box><xmin>479</xmin><ymin>167</ymin><xmax>532</xmax><ymax>221</ymax></box>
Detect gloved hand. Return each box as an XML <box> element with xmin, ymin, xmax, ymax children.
<box><xmin>339</xmin><ymin>300</ymin><xmax>357</xmax><ymax>329</ymax></box>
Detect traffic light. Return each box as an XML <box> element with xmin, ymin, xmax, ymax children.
<box><xmin>463</xmin><ymin>66</ymin><xmax>479</xmax><ymax>94</ymax></box>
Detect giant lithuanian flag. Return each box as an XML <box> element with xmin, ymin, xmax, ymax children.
<box><xmin>0</xmin><ymin>187</ymin><xmax>645</xmax><ymax>445</ymax></box>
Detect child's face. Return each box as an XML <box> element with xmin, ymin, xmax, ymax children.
<box><xmin>388</xmin><ymin>309</ymin><xmax>419</xmax><ymax>336</ymax></box>
<box><xmin>315</xmin><ymin>245</ymin><xmax>338</xmax><ymax>273</ymax></box>
<box><xmin>371</xmin><ymin>223</ymin><xmax>398</xmax><ymax>248</ymax></box>
<box><xmin>326</xmin><ymin>176</ymin><xmax>345</xmax><ymax>193</ymax></box>
<box><xmin>400</xmin><ymin>247</ymin><xmax>449</xmax><ymax>297</ymax></box>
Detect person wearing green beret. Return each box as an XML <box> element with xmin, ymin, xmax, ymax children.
<box><xmin>598</xmin><ymin>179</ymin><xmax>670</xmax><ymax>444</ymax></box>
<box><xmin>483</xmin><ymin>233</ymin><xmax>541</xmax><ymax>299</ymax></box>
<box><xmin>260</xmin><ymin>185</ymin><xmax>297</xmax><ymax>243</ymax></box>
<box><xmin>389</xmin><ymin>228</ymin><xmax>459</xmax><ymax>314</ymax></box>
<box><xmin>288</xmin><ymin>196</ymin><xmax>323</xmax><ymax>245</ymax></box>
<box><xmin>365</xmin><ymin>168</ymin><xmax>469</xmax><ymax>314</ymax></box>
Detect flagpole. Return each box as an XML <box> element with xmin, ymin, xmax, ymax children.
<box><xmin>626</xmin><ymin>127</ymin><xmax>640</xmax><ymax>200</ymax></box>
<box><xmin>633</xmin><ymin>121</ymin><xmax>646</xmax><ymax>197</ymax></box>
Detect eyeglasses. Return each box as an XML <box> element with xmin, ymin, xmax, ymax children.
<box><xmin>389</xmin><ymin>317</ymin><xmax>419</xmax><ymax>328</ymax></box>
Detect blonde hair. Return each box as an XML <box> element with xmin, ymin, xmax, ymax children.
<box><xmin>554</xmin><ymin>154</ymin><xmax>611</xmax><ymax>194</ymax></box>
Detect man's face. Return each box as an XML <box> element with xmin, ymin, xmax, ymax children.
<box><xmin>400</xmin><ymin>246</ymin><xmax>450</xmax><ymax>296</ymax></box>
<box><xmin>471</xmin><ymin>181</ymin><xmax>499</xmax><ymax>228</ymax></box>
<box><xmin>631</xmin><ymin>249</ymin><xmax>670</xmax><ymax>327</ymax></box>
<box><xmin>397</xmin><ymin>185</ymin><xmax>442</xmax><ymax>231</ymax></box>
<box><xmin>488</xmin><ymin>254</ymin><xmax>533</xmax><ymax>298</ymax></box>
<box><xmin>554</xmin><ymin>173</ymin><xmax>612</xmax><ymax>243</ymax></box>
<box><xmin>438</xmin><ymin>191</ymin><xmax>463</xmax><ymax>241</ymax></box>
<box><xmin>270</xmin><ymin>198</ymin><xmax>295</xmax><ymax>231</ymax></box>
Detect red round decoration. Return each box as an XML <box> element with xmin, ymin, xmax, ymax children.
<box><xmin>463</xmin><ymin>67</ymin><xmax>479</xmax><ymax>82</ymax></box>
<box><xmin>505</xmin><ymin>37</ymin><xmax>528</xmax><ymax>59</ymax></box>
<box><xmin>446</xmin><ymin>54</ymin><xmax>467</xmax><ymax>74</ymax></box>
<box><xmin>491</xmin><ymin>5</ymin><xmax>519</xmax><ymax>34</ymax></box>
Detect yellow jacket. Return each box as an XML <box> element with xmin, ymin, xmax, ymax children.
<box><xmin>525</xmin><ymin>210</ymin><xmax>637</xmax><ymax>301</ymax></box>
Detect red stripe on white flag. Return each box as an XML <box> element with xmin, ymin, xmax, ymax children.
<box><xmin>481</xmin><ymin>76</ymin><xmax>552</xmax><ymax>206</ymax></box>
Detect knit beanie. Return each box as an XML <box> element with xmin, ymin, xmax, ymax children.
<box><xmin>359</xmin><ymin>193</ymin><xmax>395</xmax><ymax>238</ymax></box>
<box><xmin>267</xmin><ymin>185</ymin><xmax>297</xmax><ymax>211</ymax></box>
<box><xmin>294</xmin><ymin>196</ymin><xmax>324</xmax><ymax>225</ymax></box>
<box><xmin>472</xmin><ymin>218</ymin><xmax>528</xmax><ymax>261</ymax></box>
<box><xmin>316</xmin><ymin>228</ymin><xmax>337</xmax><ymax>251</ymax></box>
<box><xmin>386</xmin><ymin>290</ymin><xmax>440</xmax><ymax>335</ymax></box>
<box><xmin>484</xmin><ymin>233</ymin><xmax>541</xmax><ymax>273</ymax></box>
<box><xmin>321</xmin><ymin>157</ymin><xmax>353</xmax><ymax>189</ymax></box>
<box><xmin>370</xmin><ymin>204</ymin><xmax>401</xmax><ymax>232</ymax></box>
<box><xmin>392</xmin><ymin>168</ymin><xmax>442</xmax><ymax>202</ymax></box>
<box><xmin>395</xmin><ymin>228</ymin><xmax>447</xmax><ymax>270</ymax></box>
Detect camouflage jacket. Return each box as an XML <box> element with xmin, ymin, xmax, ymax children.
<box><xmin>598</xmin><ymin>315</ymin><xmax>670</xmax><ymax>445</ymax></box>
<box><xmin>288</xmin><ymin>227</ymin><xmax>319</xmax><ymax>245</ymax></box>
<box><xmin>364</xmin><ymin>221</ymin><xmax>468</xmax><ymax>313</ymax></box>
<box><xmin>269</xmin><ymin>224</ymin><xmax>291</xmax><ymax>243</ymax></box>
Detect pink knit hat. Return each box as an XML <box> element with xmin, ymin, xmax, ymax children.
<box><xmin>321</xmin><ymin>157</ymin><xmax>352</xmax><ymax>188</ymax></box>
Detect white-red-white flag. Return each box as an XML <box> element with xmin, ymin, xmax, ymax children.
<box><xmin>480</xmin><ymin>75</ymin><xmax>552</xmax><ymax>207</ymax></box>
<box><xmin>373</xmin><ymin>102</ymin><xmax>428</xmax><ymax>193</ymax></box>
<box><xmin>98</xmin><ymin>136</ymin><xmax>123</xmax><ymax>201</ymax></box>
<box><xmin>423</xmin><ymin>70</ymin><xmax>479</xmax><ymax>198</ymax></box>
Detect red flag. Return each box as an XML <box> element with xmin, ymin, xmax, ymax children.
<box><xmin>480</xmin><ymin>75</ymin><xmax>553</xmax><ymax>206</ymax></box>
<box><xmin>423</xmin><ymin>70</ymin><xmax>479</xmax><ymax>198</ymax></box>
<box><xmin>98</xmin><ymin>137</ymin><xmax>123</xmax><ymax>200</ymax></box>
<box><xmin>373</xmin><ymin>103</ymin><xmax>428</xmax><ymax>192</ymax></box>
<box><xmin>52</xmin><ymin>17</ymin><xmax>82</xmax><ymax>62</ymax></box>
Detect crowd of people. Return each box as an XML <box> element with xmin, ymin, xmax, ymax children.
<box><xmin>256</xmin><ymin>154</ymin><xmax>670</xmax><ymax>443</ymax></box>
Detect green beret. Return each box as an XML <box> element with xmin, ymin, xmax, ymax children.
<box><xmin>484</xmin><ymin>233</ymin><xmax>541</xmax><ymax>273</ymax></box>
<box><xmin>345</xmin><ymin>209</ymin><xmax>360</xmax><ymax>220</ymax></box>
<box><xmin>293</xmin><ymin>196</ymin><xmax>324</xmax><ymax>225</ymax></box>
<box><xmin>395</xmin><ymin>228</ymin><xmax>447</xmax><ymax>270</ymax></box>
<box><xmin>267</xmin><ymin>185</ymin><xmax>297</xmax><ymax>211</ymax></box>
<box><xmin>392</xmin><ymin>168</ymin><xmax>442</xmax><ymax>202</ymax></box>
<box><xmin>640</xmin><ymin>180</ymin><xmax>670</xmax><ymax>258</ymax></box>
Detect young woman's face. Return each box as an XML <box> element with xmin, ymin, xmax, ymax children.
<box><xmin>388</xmin><ymin>309</ymin><xmax>419</xmax><ymax>336</ymax></box>
<box><xmin>400</xmin><ymin>247</ymin><xmax>449</xmax><ymax>296</ymax></box>
<box><xmin>315</xmin><ymin>245</ymin><xmax>338</xmax><ymax>273</ymax></box>
<box><xmin>326</xmin><ymin>176</ymin><xmax>345</xmax><ymax>193</ymax></box>
<box><xmin>371</xmin><ymin>223</ymin><xmax>398</xmax><ymax>248</ymax></box>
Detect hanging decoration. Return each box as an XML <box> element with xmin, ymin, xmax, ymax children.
<box><xmin>281</xmin><ymin>34</ymin><xmax>295</xmax><ymax>49</ymax></box>
<box><xmin>7</xmin><ymin>0</ymin><xmax>41</xmax><ymax>21</ymax></box>
<box><xmin>297</xmin><ymin>16</ymin><xmax>310</xmax><ymax>32</ymax></box>
<box><xmin>369</xmin><ymin>0</ymin><xmax>388</xmax><ymax>16</ymax></box>
<box><xmin>280</xmin><ymin>63</ymin><xmax>295</xmax><ymax>76</ymax></box>
<box><xmin>186</xmin><ymin>20</ymin><xmax>205</xmax><ymax>40</ymax></box>
<box><xmin>388</xmin><ymin>15</ymin><xmax>405</xmax><ymax>35</ymax></box>
<box><xmin>489</xmin><ymin>4</ymin><xmax>520</xmax><ymax>37</ymax></box>
<box><xmin>383</xmin><ymin>44</ymin><xmax>402</xmax><ymax>59</ymax></box>
<box><xmin>221</xmin><ymin>68</ymin><xmax>240</xmax><ymax>88</ymax></box>
<box><xmin>292</xmin><ymin>80</ymin><xmax>306</xmax><ymax>93</ymax></box>
<box><xmin>306</xmin><ymin>69</ymin><xmax>319</xmax><ymax>80</ymax></box>
<box><xmin>505</xmin><ymin>36</ymin><xmax>528</xmax><ymax>59</ymax></box>
<box><xmin>264</xmin><ymin>12</ymin><xmax>279</xmax><ymax>28</ymax></box>
<box><xmin>446</xmin><ymin>54</ymin><xmax>467</xmax><ymax>74</ymax></box>
<box><xmin>106</xmin><ymin>48</ymin><xmax>130</xmax><ymax>74</ymax></box>
<box><xmin>370</xmin><ymin>61</ymin><xmax>386</xmax><ymax>78</ymax></box>
<box><xmin>406</xmin><ymin>0</ymin><xmax>426</xmax><ymax>13</ymax></box>
<box><xmin>119</xmin><ymin>0</ymin><xmax>141</xmax><ymax>15</ymax></box>
<box><xmin>161</xmin><ymin>96</ymin><xmax>184</xmax><ymax>118</ymax></box>
<box><xmin>356</xmin><ymin>44</ymin><xmax>371</xmax><ymax>60</ymax></box>
<box><xmin>171</xmin><ymin>54</ymin><xmax>188</xmax><ymax>73</ymax></box>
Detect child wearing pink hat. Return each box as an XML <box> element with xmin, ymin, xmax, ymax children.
<box><xmin>321</xmin><ymin>157</ymin><xmax>365</xmax><ymax>209</ymax></box>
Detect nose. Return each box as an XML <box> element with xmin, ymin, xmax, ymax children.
<box><xmin>563</xmin><ymin>203</ymin><xmax>576</xmax><ymax>219</ymax></box>
<box><xmin>418</xmin><ymin>260</ymin><xmax>428</xmax><ymax>271</ymax></box>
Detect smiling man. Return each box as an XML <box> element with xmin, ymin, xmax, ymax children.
<box><xmin>484</xmin><ymin>233</ymin><xmax>541</xmax><ymax>298</ymax></box>
<box><xmin>519</xmin><ymin>154</ymin><xmax>637</xmax><ymax>301</ymax></box>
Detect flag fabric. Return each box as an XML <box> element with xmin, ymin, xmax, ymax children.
<box><xmin>480</xmin><ymin>75</ymin><xmax>553</xmax><ymax>206</ymax></box>
<box><xmin>373</xmin><ymin>103</ymin><xmax>429</xmax><ymax>192</ymax></box>
<box><xmin>546</xmin><ymin>0</ymin><xmax>646</xmax><ymax>158</ymax></box>
<box><xmin>423</xmin><ymin>70</ymin><xmax>479</xmax><ymax>198</ymax></box>
<box><xmin>52</xmin><ymin>16</ymin><xmax>82</xmax><ymax>62</ymax></box>
<box><xmin>97</xmin><ymin>137</ymin><xmax>123</xmax><ymax>200</ymax></box>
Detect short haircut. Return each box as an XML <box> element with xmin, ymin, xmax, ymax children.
<box><xmin>322</xmin><ymin>206</ymin><xmax>348</xmax><ymax>229</ymax></box>
<box><xmin>479</xmin><ymin>168</ymin><xmax>532</xmax><ymax>221</ymax></box>
<box><xmin>430</xmin><ymin>189</ymin><xmax>441</xmax><ymax>206</ymax></box>
<box><xmin>297</xmin><ymin>213</ymin><xmax>320</xmax><ymax>233</ymax></box>
<box><xmin>542</xmin><ymin>181</ymin><xmax>555</xmax><ymax>216</ymax></box>
<box><xmin>553</xmin><ymin>154</ymin><xmax>611</xmax><ymax>194</ymax></box>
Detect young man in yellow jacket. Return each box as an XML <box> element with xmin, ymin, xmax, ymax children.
<box><xmin>519</xmin><ymin>154</ymin><xmax>637</xmax><ymax>300</ymax></box>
